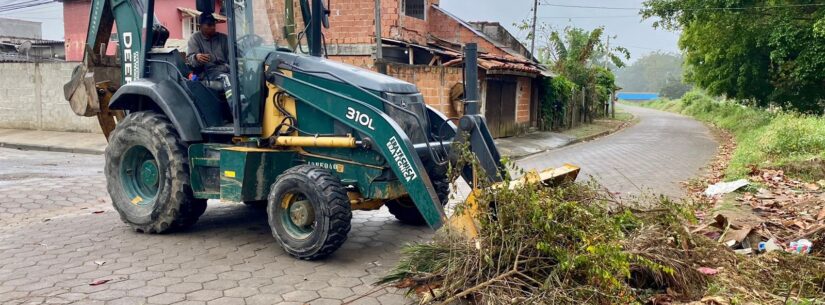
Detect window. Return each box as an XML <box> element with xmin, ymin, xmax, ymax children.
<box><xmin>182</xmin><ymin>16</ymin><xmax>199</xmax><ymax>41</ymax></box>
<box><xmin>402</xmin><ymin>0</ymin><xmax>425</xmax><ymax>20</ymax></box>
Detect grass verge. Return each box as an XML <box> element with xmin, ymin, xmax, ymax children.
<box><xmin>638</xmin><ymin>91</ymin><xmax>825</xmax><ymax>181</ymax></box>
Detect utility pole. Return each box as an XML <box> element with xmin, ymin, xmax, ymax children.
<box><xmin>529</xmin><ymin>0</ymin><xmax>538</xmax><ymax>56</ymax></box>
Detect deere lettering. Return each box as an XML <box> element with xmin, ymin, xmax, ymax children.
<box><xmin>122</xmin><ymin>32</ymin><xmax>138</xmax><ymax>83</ymax></box>
<box><xmin>386</xmin><ymin>136</ymin><xmax>417</xmax><ymax>182</ymax></box>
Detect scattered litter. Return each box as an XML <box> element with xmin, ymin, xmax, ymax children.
<box><xmin>704</xmin><ymin>179</ymin><xmax>749</xmax><ymax>197</ymax></box>
<box><xmin>42</xmin><ymin>218</ymin><xmax>50</xmax><ymax>222</ymax></box>
<box><xmin>92</xmin><ymin>210</ymin><xmax>104</xmax><ymax>214</ymax></box>
<box><xmin>733</xmin><ymin>248</ymin><xmax>753</xmax><ymax>255</ymax></box>
<box><xmin>696</xmin><ymin>267</ymin><xmax>719</xmax><ymax>275</ymax></box>
<box><xmin>94</xmin><ymin>261</ymin><xmax>106</xmax><ymax>266</ymax></box>
<box><xmin>89</xmin><ymin>279</ymin><xmax>110</xmax><ymax>286</ymax></box>
<box><xmin>757</xmin><ymin>239</ymin><xmax>782</xmax><ymax>253</ymax></box>
<box><xmin>787</xmin><ymin>239</ymin><xmax>813</xmax><ymax>254</ymax></box>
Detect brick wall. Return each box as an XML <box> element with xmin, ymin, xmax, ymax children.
<box><xmin>427</xmin><ymin>7</ymin><xmax>508</xmax><ymax>57</ymax></box>
<box><xmin>0</xmin><ymin>63</ymin><xmax>101</xmax><ymax>133</ymax></box>
<box><xmin>327</xmin><ymin>55</ymin><xmax>375</xmax><ymax>70</ymax></box>
<box><xmin>516</xmin><ymin>77</ymin><xmax>531</xmax><ymax>123</ymax></box>
<box><xmin>323</xmin><ymin>0</ymin><xmax>431</xmax><ymax>46</ymax></box>
<box><xmin>386</xmin><ymin>63</ymin><xmax>463</xmax><ymax>117</ymax></box>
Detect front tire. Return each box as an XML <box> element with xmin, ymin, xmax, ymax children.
<box><xmin>268</xmin><ymin>165</ymin><xmax>352</xmax><ymax>260</ymax></box>
<box><xmin>385</xmin><ymin>176</ymin><xmax>450</xmax><ymax>226</ymax></box>
<box><xmin>105</xmin><ymin>111</ymin><xmax>206</xmax><ymax>233</ymax></box>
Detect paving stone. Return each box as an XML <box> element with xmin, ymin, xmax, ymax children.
<box><xmin>166</xmin><ymin>282</ymin><xmax>202</xmax><ymax>294</ymax></box>
<box><xmin>223</xmin><ymin>286</ymin><xmax>258</xmax><ymax>298</ymax></box>
<box><xmin>126</xmin><ymin>285</ymin><xmax>165</xmax><ymax>298</ymax></box>
<box><xmin>283</xmin><ymin>290</ymin><xmax>320</xmax><ymax>302</ymax></box>
<box><xmin>146</xmin><ymin>292</ymin><xmax>185</xmax><ymax>304</ymax></box>
<box><xmin>185</xmin><ymin>289</ymin><xmax>223</xmax><ymax>302</ymax></box>
<box><xmin>244</xmin><ymin>293</ymin><xmax>284</xmax><ymax>305</ymax></box>
<box><xmin>206</xmin><ymin>297</ymin><xmax>245</xmax><ymax>305</ymax></box>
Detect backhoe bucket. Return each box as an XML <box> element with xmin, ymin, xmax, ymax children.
<box><xmin>447</xmin><ymin>164</ymin><xmax>581</xmax><ymax>238</ymax></box>
<box><xmin>64</xmin><ymin>58</ymin><xmax>101</xmax><ymax>117</ymax></box>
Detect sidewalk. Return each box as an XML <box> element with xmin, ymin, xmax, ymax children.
<box><xmin>0</xmin><ymin>128</ymin><xmax>107</xmax><ymax>155</ymax></box>
<box><xmin>494</xmin><ymin>131</ymin><xmax>575</xmax><ymax>159</ymax></box>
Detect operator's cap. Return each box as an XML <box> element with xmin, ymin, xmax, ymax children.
<box><xmin>199</xmin><ymin>13</ymin><xmax>217</xmax><ymax>25</ymax></box>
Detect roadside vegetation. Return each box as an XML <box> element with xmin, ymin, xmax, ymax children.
<box><xmin>528</xmin><ymin>25</ymin><xmax>629</xmax><ymax>131</ymax></box>
<box><xmin>642</xmin><ymin>0</ymin><xmax>825</xmax><ymax>114</ymax></box>
<box><xmin>640</xmin><ymin>91</ymin><xmax>825</xmax><ymax>181</ymax></box>
<box><xmin>381</xmin><ymin>171</ymin><xmax>825</xmax><ymax>304</ymax></box>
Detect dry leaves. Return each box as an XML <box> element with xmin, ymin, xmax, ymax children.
<box><xmin>688</xmin><ymin>129</ymin><xmax>824</xmax><ymax>255</ymax></box>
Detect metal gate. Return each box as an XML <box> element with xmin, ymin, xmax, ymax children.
<box><xmin>484</xmin><ymin>78</ymin><xmax>518</xmax><ymax>138</ymax></box>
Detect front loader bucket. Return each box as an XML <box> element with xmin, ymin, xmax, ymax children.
<box><xmin>64</xmin><ymin>60</ymin><xmax>101</xmax><ymax>117</ymax></box>
<box><xmin>448</xmin><ymin>164</ymin><xmax>580</xmax><ymax>238</ymax></box>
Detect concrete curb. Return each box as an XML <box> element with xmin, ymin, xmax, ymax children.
<box><xmin>0</xmin><ymin>142</ymin><xmax>105</xmax><ymax>155</ymax></box>
<box><xmin>509</xmin><ymin>115</ymin><xmax>636</xmax><ymax>160</ymax></box>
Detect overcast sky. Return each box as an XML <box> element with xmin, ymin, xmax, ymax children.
<box><xmin>0</xmin><ymin>0</ymin><xmax>681</xmax><ymax>62</ymax></box>
<box><xmin>440</xmin><ymin>0</ymin><xmax>682</xmax><ymax>62</ymax></box>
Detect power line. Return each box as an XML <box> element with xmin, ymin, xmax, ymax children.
<box><xmin>537</xmin><ymin>15</ymin><xmax>641</xmax><ymax>19</ymax></box>
<box><xmin>539</xmin><ymin>1</ymin><xmax>825</xmax><ymax>11</ymax></box>
<box><xmin>0</xmin><ymin>0</ymin><xmax>54</xmax><ymax>13</ymax></box>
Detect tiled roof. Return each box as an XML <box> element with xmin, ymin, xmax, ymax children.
<box><xmin>429</xmin><ymin>40</ymin><xmax>543</xmax><ymax>76</ymax></box>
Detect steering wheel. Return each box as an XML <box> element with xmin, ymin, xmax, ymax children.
<box><xmin>236</xmin><ymin>34</ymin><xmax>264</xmax><ymax>55</ymax></box>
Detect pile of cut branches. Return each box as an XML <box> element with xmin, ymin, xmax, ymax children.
<box><xmin>380</xmin><ymin>178</ymin><xmax>825</xmax><ymax>304</ymax></box>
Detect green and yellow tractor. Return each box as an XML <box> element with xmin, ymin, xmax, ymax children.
<box><xmin>64</xmin><ymin>0</ymin><xmax>578</xmax><ymax>260</ymax></box>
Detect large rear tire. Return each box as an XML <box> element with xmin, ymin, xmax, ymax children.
<box><xmin>105</xmin><ymin>111</ymin><xmax>206</xmax><ymax>233</ymax></box>
<box><xmin>385</xmin><ymin>176</ymin><xmax>450</xmax><ymax>226</ymax></box>
<box><xmin>268</xmin><ymin>165</ymin><xmax>352</xmax><ymax>260</ymax></box>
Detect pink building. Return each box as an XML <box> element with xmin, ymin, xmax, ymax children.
<box><xmin>61</xmin><ymin>0</ymin><xmax>226</xmax><ymax>62</ymax></box>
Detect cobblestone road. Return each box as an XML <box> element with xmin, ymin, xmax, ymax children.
<box><xmin>518</xmin><ymin>105</ymin><xmax>718</xmax><ymax>198</ymax></box>
<box><xmin>0</xmin><ymin>105</ymin><xmax>717</xmax><ymax>304</ymax></box>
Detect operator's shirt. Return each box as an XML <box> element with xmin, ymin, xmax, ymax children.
<box><xmin>186</xmin><ymin>31</ymin><xmax>230</xmax><ymax>80</ymax></box>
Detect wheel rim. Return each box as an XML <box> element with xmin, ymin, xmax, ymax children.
<box><xmin>120</xmin><ymin>145</ymin><xmax>159</xmax><ymax>207</ymax></box>
<box><xmin>280</xmin><ymin>192</ymin><xmax>315</xmax><ymax>240</ymax></box>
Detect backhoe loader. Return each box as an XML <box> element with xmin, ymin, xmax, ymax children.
<box><xmin>64</xmin><ymin>0</ymin><xmax>579</xmax><ymax>260</ymax></box>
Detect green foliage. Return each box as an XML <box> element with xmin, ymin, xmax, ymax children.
<box><xmin>539</xmin><ymin>75</ymin><xmax>576</xmax><ymax>130</ymax></box>
<box><xmin>639</xmin><ymin>90</ymin><xmax>825</xmax><ymax>179</ymax></box>
<box><xmin>615</xmin><ymin>52</ymin><xmax>692</xmax><ymax>97</ymax></box>
<box><xmin>537</xmin><ymin>26</ymin><xmax>628</xmax><ymax>130</ymax></box>
<box><xmin>642</xmin><ymin>0</ymin><xmax>825</xmax><ymax>114</ymax></box>
<box><xmin>541</xmin><ymin>26</ymin><xmax>628</xmax><ymax>88</ymax></box>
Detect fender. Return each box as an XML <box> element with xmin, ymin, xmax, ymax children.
<box><xmin>109</xmin><ymin>79</ymin><xmax>205</xmax><ymax>142</ymax></box>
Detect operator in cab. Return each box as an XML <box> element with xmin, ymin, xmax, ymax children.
<box><xmin>186</xmin><ymin>13</ymin><xmax>231</xmax><ymax>96</ymax></box>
